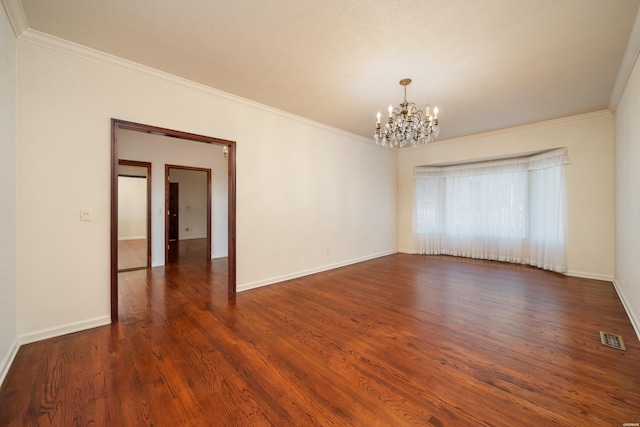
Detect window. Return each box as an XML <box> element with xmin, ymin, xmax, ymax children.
<box><xmin>414</xmin><ymin>148</ymin><xmax>568</xmax><ymax>272</ymax></box>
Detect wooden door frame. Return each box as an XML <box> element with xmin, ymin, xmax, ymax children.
<box><xmin>165</xmin><ymin>165</ymin><xmax>212</xmax><ymax>264</ymax></box>
<box><xmin>117</xmin><ymin>159</ymin><xmax>152</xmax><ymax>271</ymax></box>
<box><xmin>111</xmin><ymin>118</ymin><xmax>237</xmax><ymax>323</ymax></box>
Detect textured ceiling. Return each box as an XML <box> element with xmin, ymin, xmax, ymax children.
<box><xmin>13</xmin><ymin>0</ymin><xmax>640</xmax><ymax>140</ymax></box>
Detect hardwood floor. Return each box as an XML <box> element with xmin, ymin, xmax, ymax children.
<box><xmin>1</xmin><ymin>254</ymin><xmax>639</xmax><ymax>426</ymax></box>
<box><xmin>169</xmin><ymin>238</ymin><xmax>209</xmax><ymax>264</ymax></box>
<box><xmin>117</xmin><ymin>238</ymin><xmax>148</xmax><ymax>271</ymax></box>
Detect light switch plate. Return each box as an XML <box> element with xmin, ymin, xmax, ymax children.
<box><xmin>80</xmin><ymin>209</ymin><xmax>91</xmax><ymax>221</ymax></box>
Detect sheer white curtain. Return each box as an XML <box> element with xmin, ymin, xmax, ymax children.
<box><xmin>527</xmin><ymin>149</ymin><xmax>568</xmax><ymax>271</ymax></box>
<box><xmin>414</xmin><ymin>148</ymin><xmax>569</xmax><ymax>272</ymax></box>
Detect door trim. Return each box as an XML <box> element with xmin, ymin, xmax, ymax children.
<box><xmin>165</xmin><ymin>165</ymin><xmax>212</xmax><ymax>264</ymax></box>
<box><xmin>111</xmin><ymin>119</ymin><xmax>237</xmax><ymax>323</ymax></box>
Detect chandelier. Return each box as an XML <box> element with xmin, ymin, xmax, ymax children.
<box><xmin>374</xmin><ymin>78</ymin><xmax>439</xmax><ymax>148</ymax></box>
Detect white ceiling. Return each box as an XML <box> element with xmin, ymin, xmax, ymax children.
<box><xmin>9</xmin><ymin>0</ymin><xmax>640</xmax><ymax>140</ymax></box>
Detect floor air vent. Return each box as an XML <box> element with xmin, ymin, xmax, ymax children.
<box><xmin>600</xmin><ymin>331</ymin><xmax>626</xmax><ymax>351</ymax></box>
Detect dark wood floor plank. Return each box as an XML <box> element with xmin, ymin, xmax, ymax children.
<box><xmin>1</xmin><ymin>253</ymin><xmax>639</xmax><ymax>426</ymax></box>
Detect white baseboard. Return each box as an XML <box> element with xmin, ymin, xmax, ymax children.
<box><xmin>118</xmin><ymin>236</ymin><xmax>146</xmax><ymax>241</ymax></box>
<box><xmin>237</xmin><ymin>250</ymin><xmax>397</xmax><ymax>292</ymax></box>
<box><xmin>398</xmin><ymin>248</ymin><xmax>417</xmax><ymax>254</ymax></box>
<box><xmin>565</xmin><ymin>270</ymin><xmax>614</xmax><ymax>282</ymax></box>
<box><xmin>399</xmin><ymin>253</ymin><xmax>614</xmax><ymax>282</ymax></box>
<box><xmin>18</xmin><ymin>315</ymin><xmax>111</xmax><ymax>346</ymax></box>
<box><xmin>0</xmin><ymin>337</ymin><xmax>19</xmax><ymax>388</ymax></box>
<box><xmin>612</xmin><ymin>279</ymin><xmax>640</xmax><ymax>343</ymax></box>
<box><xmin>1</xmin><ymin>316</ymin><xmax>111</xmax><ymax>387</ymax></box>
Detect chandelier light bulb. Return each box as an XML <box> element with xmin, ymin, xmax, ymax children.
<box><xmin>434</xmin><ymin>106</ymin><xmax>439</xmax><ymax>120</ymax></box>
<box><xmin>388</xmin><ymin>105</ymin><xmax>393</xmax><ymax>117</ymax></box>
<box><xmin>376</xmin><ymin>111</ymin><xmax>381</xmax><ymax>124</ymax></box>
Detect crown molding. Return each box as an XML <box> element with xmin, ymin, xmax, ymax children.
<box><xmin>609</xmin><ymin>6</ymin><xmax>640</xmax><ymax>112</ymax></box>
<box><xmin>403</xmin><ymin>110</ymin><xmax>612</xmax><ymax>150</ymax></box>
<box><xmin>1</xmin><ymin>0</ymin><xmax>27</xmax><ymax>37</ymax></box>
<box><xmin>16</xmin><ymin>27</ymin><xmax>372</xmax><ymax>145</ymax></box>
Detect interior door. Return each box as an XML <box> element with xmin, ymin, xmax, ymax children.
<box><xmin>168</xmin><ymin>182</ymin><xmax>179</xmax><ymax>262</ymax></box>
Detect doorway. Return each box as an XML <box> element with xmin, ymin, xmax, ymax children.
<box><xmin>117</xmin><ymin>160</ymin><xmax>152</xmax><ymax>271</ymax></box>
<box><xmin>111</xmin><ymin>119</ymin><xmax>237</xmax><ymax>323</ymax></box>
<box><xmin>165</xmin><ymin>165</ymin><xmax>212</xmax><ymax>265</ymax></box>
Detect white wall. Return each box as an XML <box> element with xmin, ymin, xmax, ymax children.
<box><xmin>117</xmin><ymin>176</ymin><xmax>147</xmax><ymax>239</ymax></box>
<box><xmin>170</xmin><ymin>168</ymin><xmax>208</xmax><ymax>241</ymax></box>
<box><xmin>15</xmin><ymin>36</ymin><xmax>398</xmax><ymax>339</ymax></box>
<box><xmin>120</xmin><ymin>130</ymin><xmax>228</xmax><ymax>264</ymax></box>
<box><xmin>614</xmin><ymin>52</ymin><xmax>640</xmax><ymax>339</ymax></box>
<box><xmin>0</xmin><ymin>3</ymin><xmax>17</xmax><ymax>384</ymax></box>
<box><xmin>398</xmin><ymin>111</ymin><xmax>616</xmax><ymax>280</ymax></box>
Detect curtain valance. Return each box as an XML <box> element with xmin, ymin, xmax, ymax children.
<box><xmin>414</xmin><ymin>148</ymin><xmax>570</xmax><ymax>178</ymax></box>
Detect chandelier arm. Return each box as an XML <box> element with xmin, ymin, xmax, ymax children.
<box><xmin>374</xmin><ymin>78</ymin><xmax>440</xmax><ymax>148</ymax></box>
